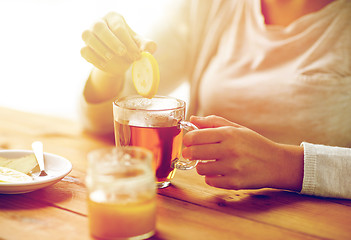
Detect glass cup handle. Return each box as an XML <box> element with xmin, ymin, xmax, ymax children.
<box><xmin>171</xmin><ymin>120</ymin><xmax>199</xmax><ymax>170</ymax></box>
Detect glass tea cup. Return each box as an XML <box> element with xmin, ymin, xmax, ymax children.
<box><xmin>86</xmin><ymin>146</ymin><xmax>156</xmax><ymax>240</ymax></box>
<box><xmin>113</xmin><ymin>95</ymin><xmax>199</xmax><ymax>188</ymax></box>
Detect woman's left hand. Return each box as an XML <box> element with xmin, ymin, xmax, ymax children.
<box><xmin>182</xmin><ymin>115</ymin><xmax>304</xmax><ymax>191</ymax></box>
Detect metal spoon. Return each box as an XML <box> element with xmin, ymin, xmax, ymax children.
<box><xmin>32</xmin><ymin>141</ymin><xmax>48</xmax><ymax>177</ymax></box>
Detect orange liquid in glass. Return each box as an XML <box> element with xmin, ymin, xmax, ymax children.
<box><xmin>115</xmin><ymin>122</ymin><xmax>183</xmax><ymax>184</ymax></box>
<box><xmin>88</xmin><ymin>196</ymin><xmax>156</xmax><ymax>239</ymax></box>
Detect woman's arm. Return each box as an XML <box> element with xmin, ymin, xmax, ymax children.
<box><xmin>80</xmin><ymin>1</ymin><xmax>192</xmax><ymax>134</ymax></box>
<box><xmin>183</xmin><ymin>115</ymin><xmax>351</xmax><ymax>199</ymax></box>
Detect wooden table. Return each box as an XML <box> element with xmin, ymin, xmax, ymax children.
<box><xmin>1</xmin><ymin>106</ymin><xmax>351</xmax><ymax>240</ymax></box>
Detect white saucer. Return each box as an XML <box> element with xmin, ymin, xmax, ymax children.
<box><xmin>0</xmin><ymin>150</ymin><xmax>72</xmax><ymax>194</ymax></box>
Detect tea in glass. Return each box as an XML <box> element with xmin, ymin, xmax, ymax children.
<box><xmin>113</xmin><ymin>95</ymin><xmax>198</xmax><ymax>188</ymax></box>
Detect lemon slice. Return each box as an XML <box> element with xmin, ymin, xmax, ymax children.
<box><xmin>132</xmin><ymin>52</ymin><xmax>160</xmax><ymax>98</ymax></box>
<box><xmin>0</xmin><ymin>166</ymin><xmax>32</xmax><ymax>183</ymax></box>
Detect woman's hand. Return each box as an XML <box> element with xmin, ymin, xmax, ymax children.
<box><xmin>81</xmin><ymin>12</ymin><xmax>157</xmax><ymax>76</ymax></box>
<box><xmin>81</xmin><ymin>12</ymin><xmax>157</xmax><ymax>103</ymax></box>
<box><xmin>182</xmin><ymin>115</ymin><xmax>304</xmax><ymax>191</ymax></box>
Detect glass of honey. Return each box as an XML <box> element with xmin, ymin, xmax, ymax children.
<box><xmin>113</xmin><ymin>95</ymin><xmax>199</xmax><ymax>188</ymax></box>
<box><xmin>86</xmin><ymin>146</ymin><xmax>156</xmax><ymax>240</ymax></box>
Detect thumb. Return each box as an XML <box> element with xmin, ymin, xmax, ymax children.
<box><xmin>141</xmin><ymin>39</ymin><xmax>157</xmax><ymax>53</ymax></box>
<box><xmin>134</xmin><ymin>35</ymin><xmax>157</xmax><ymax>54</ymax></box>
<box><xmin>190</xmin><ymin>115</ymin><xmax>242</xmax><ymax>128</ymax></box>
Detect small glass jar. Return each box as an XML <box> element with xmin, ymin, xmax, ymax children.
<box><xmin>86</xmin><ymin>146</ymin><xmax>156</xmax><ymax>240</ymax></box>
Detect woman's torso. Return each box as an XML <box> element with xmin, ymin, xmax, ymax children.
<box><xmin>189</xmin><ymin>0</ymin><xmax>351</xmax><ymax>146</ymax></box>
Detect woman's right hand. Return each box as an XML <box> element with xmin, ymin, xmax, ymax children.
<box><xmin>81</xmin><ymin>12</ymin><xmax>157</xmax><ymax>76</ymax></box>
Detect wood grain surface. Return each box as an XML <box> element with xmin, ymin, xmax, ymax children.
<box><xmin>0</xmin><ymin>107</ymin><xmax>350</xmax><ymax>240</ymax></box>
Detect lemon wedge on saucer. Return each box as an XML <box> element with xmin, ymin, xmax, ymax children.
<box><xmin>132</xmin><ymin>52</ymin><xmax>160</xmax><ymax>99</ymax></box>
<box><xmin>0</xmin><ymin>167</ymin><xmax>32</xmax><ymax>183</ymax></box>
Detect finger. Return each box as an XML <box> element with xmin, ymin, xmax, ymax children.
<box><xmin>134</xmin><ymin>35</ymin><xmax>157</xmax><ymax>53</ymax></box>
<box><xmin>117</xmin><ymin>28</ymin><xmax>140</xmax><ymax>61</ymax></box>
<box><xmin>80</xmin><ymin>46</ymin><xmax>106</xmax><ymax>70</ymax></box>
<box><xmin>125</xmin><ymin>23</ymin><xmax>157</xmax><ymax>53</ymax></box>
<box><xmin>182</xmin><ymin>143</ymin><xmax>223</xmax><ymax>160</ymax></box>
<box><xmin>104</xmin><ymin>13</ymin><xmax>140</xmax><ymax>61</ymax></box>
<box><xmin>190</xmin><ymin>115</ymin><xmax>242</xmax><ymax>129</ymax></box>
<box><xmin>196</xmin><ymin>161</ymin><xmax>228</xmax><ymax>176</ymax></box>
<box><xmin>82</xmin><ymin>30</ymin><xmax>114</xmax><ymax>61</ymax></box>
<box><xmin>183</xmin><ymin>128</ymin><xmax>224</xmax><ymax>146</ymax></box>
<box><xmin>91</xmin><ymin>20</ymin><xmax>127</xmax><ymax>56</ymax></box>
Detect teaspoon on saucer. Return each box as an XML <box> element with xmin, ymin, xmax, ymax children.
<box><xmin>32</xmin><ymin>141</ymin><xmax>48</xmax><ymax>177</ymax></box>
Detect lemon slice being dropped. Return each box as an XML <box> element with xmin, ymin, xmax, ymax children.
<box><xmin>132</xmin><ymin>52</ymin><xmax>160</xmax><ymax>99</ymax></box>
<box><xmin>0</xmin><ymin>166</ymin><xmax>32</xmax><ymax>183</ymax></box>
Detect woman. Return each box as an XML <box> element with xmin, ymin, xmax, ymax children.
<box><xmin>80</xmin><ymin>0</ymin><xmax>350</xmax><ymax>146</ymax></box>
<box><xmin>80</xmin><ymin>0</ymin><xmax>351</xmax><ymax>198</ymax></box>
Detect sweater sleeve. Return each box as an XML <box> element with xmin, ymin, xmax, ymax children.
<box><xmin>79</xmin><ymin>70</ymin><xmax>137</xmax><ymax>135</ymax></box>
<box><xmin>301</xmin><ymin>142</ymin><xmax>351</xmax><ymax>199</ymax></box>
